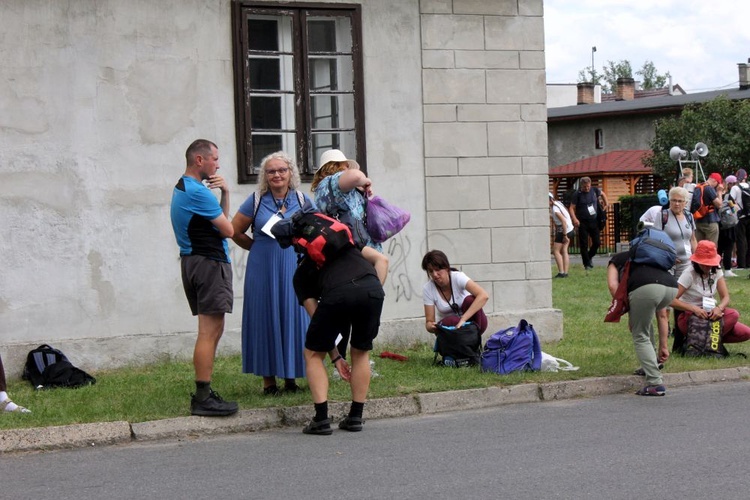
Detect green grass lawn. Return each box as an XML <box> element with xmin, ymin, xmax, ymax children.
<box><xmin>3</xmin><ymin>262</ymin><xmax>750</xmax><ymax>430</ymax></box>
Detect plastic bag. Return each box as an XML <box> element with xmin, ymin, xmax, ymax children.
<box><xmin>540</xmin><ymin>352</ymin><xmax>580</xmax><ymax>372</ymax></box>
<box><xmin>366</xmin><ymin>196</ymin><xmax>410</xmax><ymax>243</ymax></box>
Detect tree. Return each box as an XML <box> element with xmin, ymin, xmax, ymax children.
<box><xmin>644</xmin><ymin>96</ymin><xmax>750</xmax><ymax>183</ymax></box>
<box><xmin>637</xmin><ymin>61</ymin><xmax>670</xmax><ymax>90</ymax></box>
<box><xmin>601</xmin><ymin>60</ymin><xmax>632</xmax><ymax>93</ymax></box>
<box><xmin>577</xmin><ymin>59</ymin><xmax>670</xmax><ymax>93</ymax></box>
<box><xmin>577</xmin><ymin>66</ymin><xmax>601</xmax><ymax>86</ymax></box>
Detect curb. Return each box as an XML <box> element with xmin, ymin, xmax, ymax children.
<box><xmin>3</xmin><ymin>367</ymin><xmax>749</xmax><ymax>454</ymax></box>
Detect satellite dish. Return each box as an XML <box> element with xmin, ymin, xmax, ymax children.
<box><xmin>693</xmin><ymin>142</ymin><xmax>709</xmax><ymax>158</ymax></box>
<box><xmin>669</xmin><ymin>146</ymin><xmax>687</xmax><ymax>161</ymax></box>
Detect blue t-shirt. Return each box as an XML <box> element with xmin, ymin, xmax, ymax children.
<box><xmin>170</xmin><ymin>176</ymin><xmax>230</xmax><ymax>263</ymax></box>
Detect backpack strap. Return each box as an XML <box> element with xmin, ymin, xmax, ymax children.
<box><xmin>249</xmin><ymin>192</ymin><xmax>260</xmax><ymax>233</ymax></box>
<box><xmin>661</xmin><ymin>208</ymin><xmax>669</xmax><ymax>229</ymax></box>
<box><xmin>252</xmin><ymin>190</ymin><xmax>309</xmax><ymax>233</ymax></box>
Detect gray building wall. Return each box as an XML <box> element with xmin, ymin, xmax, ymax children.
<box><xmin>0</xmin><ymin>0</ymin><xmax>560</xmax><ymax>375</ymax></box>
<box><xmin>548</xmin><ymin>114</ymin><xmax>664</xmax><ymax>168</ymax></box>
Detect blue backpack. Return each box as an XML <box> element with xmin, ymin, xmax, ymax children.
<box><xmin>629</xmin><ymin>227</ymin><xmax>676</xmax><ymax>271</ymax></box>
<box><xmin>481</xmin><ymin>319</ymin><xmax>542</xmax><ymax>375</ymax></box>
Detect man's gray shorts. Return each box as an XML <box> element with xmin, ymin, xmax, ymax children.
<box><xmin>180</xmin><ymin>255</ymin><xmax>233</xmax><ymax>316</ymax></box>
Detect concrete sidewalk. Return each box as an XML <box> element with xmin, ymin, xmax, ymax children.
<box><xmin>2</xmin><ymin>367</ymin><xmax>748</xmax><ymax>454</ymax></box>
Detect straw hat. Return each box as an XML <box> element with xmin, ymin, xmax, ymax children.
<box><xmin>690</xmin><ymin>240</ymin><xmax>721</xmax><ymax>267</ymax></box>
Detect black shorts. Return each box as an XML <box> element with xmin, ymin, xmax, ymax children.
<box><xmin>554</xmin><ymin>230</ymin><xmax>574</xmax><ymax>244</ymax></box>
<box><xmin>305</xmin><ymin>274</ymin><xmax>384</xmax><ymax>353</ymax></box>
<box><xmin>180</xmin><ymin>255</ymin><xmax>233</xmax><ymax>316</ymax></box>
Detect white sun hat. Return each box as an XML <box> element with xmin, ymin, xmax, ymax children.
<box><xmin>317</xmin><ymin>149</ymin><xmax>360</xmax><ymax>171</ymax></box>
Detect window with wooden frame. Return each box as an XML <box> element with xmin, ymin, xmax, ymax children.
<box><xmin>231</xmin><ymin>2</ymin><xmax>366</xmax><ymax>183</ymax></box>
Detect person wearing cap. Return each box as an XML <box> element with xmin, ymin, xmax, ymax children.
<box><xmin>693</xmin><ymin>172</ymin><xmax>723</xmax><ymax>246</ymax></box>
<box><xmin>607</xmin><ymin>244</ymin><xmax>678</xmax><ymax>396</ymax></box>
<box><xmin>718</xmin><ymin>175</ymin><xmax>739</xmax><ymax>277</ymax></box>
<box><xmin>549</xmin><ymin>192</ymin><xmax>573</xmax><ymax>278</ymax></box>
<box><xmin>733</xmin><ymin>168</ymin><xmax>750</xmax><ymax>269</ymax></box>
<box><xmin>672</xmin><ymin>240</ymin><xmax>750</xmax><ymax>348</ymax></box>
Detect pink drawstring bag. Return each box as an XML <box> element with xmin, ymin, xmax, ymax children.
<box><xmin>366</xmin><ymin>196</ymin><xmax>410</xmax><ymax>243</ymax></box>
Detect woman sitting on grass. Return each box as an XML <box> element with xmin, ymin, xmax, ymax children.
<box><xmin>421</xmin><ymin>250</ymin><xmax>489</xmax><ymax>335</ymax></box>
<box><xmin>671</xmin><ymin>240</ymin><xmax>750</xmax><ymax>344</ymax></box>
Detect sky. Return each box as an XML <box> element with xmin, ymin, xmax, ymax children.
<box><xmin>544</xmin><ymin>0</ymin><xmax>750</xmax><ymax>93</ymax></box>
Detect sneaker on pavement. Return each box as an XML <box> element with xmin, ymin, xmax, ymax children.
<box><xmin>338</xmin><ymin>416</ymin><xmax>364</xmax><ymax>432</ymax></box>
<box><xmin>635</xmin><ymin>385</ymin><xmax>666</xmax><ymax>396</ymax></box>
<box><xmin>725</xmin><ymin>270</ymin><xmax>738</xmax><ymax>277</ymax></box>
<box><xmin>303</xmin><ymin>418</ymin><xmax>333</xmax><ymax>435</ymax></box>
<box><xmin>191</xmin><ymin>390</ymin><xmax>238</xmax><ymax>416</ymax></box>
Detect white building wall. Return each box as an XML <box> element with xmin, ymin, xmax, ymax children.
<box><xmin>0</xmin><ymin>0</ymin><xmax>560</xmax><ymax>375</ymax></box>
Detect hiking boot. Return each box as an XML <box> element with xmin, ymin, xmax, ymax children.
<box><xmin>303</xmin><ymin>418</ymin><xmax>332</xmax><ymax>435</ymax></box>
<box><xmin>338</xmin><ymin>416</ymin><xmax>364</xmax><ymax>432</ymax></box>
<box><xmin>191</xmin><ymin>390</ymin><xmax>238</xmax><ymax>416</ymax></box>
<box><xmin>635</xmin><ymin>385</ymin><xmax>666</xmax><ymax>396</ymax></box>
<box><xmin>633</xmin><ymin>363</ymin><xmax>664</xmax><ymax>376</ymax></box>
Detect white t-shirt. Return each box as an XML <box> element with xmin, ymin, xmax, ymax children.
<box><xmin>639</xmin><ymin>205</ymin><xmax>663</xmax><ymax>224</ymax></box>
<box><xmin>730</xmin><ymin>184</ymin><xmax>743</xmax><ymax>211</ymax></box>
<box><xmin>422</xmin><ymin>271</ymin><xmax>472</xmax><ymax>320</ymax></box>
<box><xmin>677</xmin><ymin>266</ymin><xmax>724</xmax><ymax>308</ymax></box>
<box><xmin>550</xmin><ymin>201</ymin><xmax>573</xmax><ymax>232</ymax></box>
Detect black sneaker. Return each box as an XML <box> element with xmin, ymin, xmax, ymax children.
<box><xmin>303</xmin><ymin>418</ymin><xmax>332</xmax><ymax>435</ymax></box>
<box><xmin>338</xmin><ymin>416</ymin><xmax>364</xmax><ymax>432</ymax></box>
<box><xmin>191</xmin><ymin>390</ymin><xmax>238</xmax><ymax>417</ymax></box>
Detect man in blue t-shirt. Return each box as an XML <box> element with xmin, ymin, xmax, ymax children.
<box><xmin>170</xmin><ymin>139</ymin><xmax>237</xmax><ymax>417</ymax></box>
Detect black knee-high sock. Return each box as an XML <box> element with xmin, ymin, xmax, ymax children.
<box><xmin>349</xmin><ymin>401</ymin><xmax>364</xmax><ymax>419</ymax></box>
<box><xmin>314</xmin><ymin>401</ymin><xmax>328</xmax><ymax>422</ymax></box>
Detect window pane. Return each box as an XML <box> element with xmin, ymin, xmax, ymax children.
<box><xmin>307</xmin><ymin>17</ymin><xmax>352</xmax><ymax>53</ymax></box>
<box><xmin>248</xmin><ymin>18</ymin><xmax>279</xmax><ymax>51</ymax></box>
<box><xmin>250</xmin><ymin>93</ymin><xmax>295</xmax><ymax>131</ymax></box>
<box><xmin>249</xmin><ymin>58</ymin><xmax>280</xmax><ymax>90</ymax></box>
<box><xmin>250</xmin><ymin>96</ymin><xmax>281</xmax><ymax>129</ymax></box>
<box><xmin>248</xmin><ymin>15</ymin><xmax>294</xmax><ymax>52</ymax></box>
<box><xmin>310</xmin><ymin>131</ymin><xmax>356</xmax><ymax>170</ymax></box>
<box><xmin>310</xmin><ymin>94</ymin><xmax>355</xmax><ymax>130</ymax></box>
<box><xmin>308</xmin><ymin>56</ymin><xmax>353</xmax><ymax>92</ymax></box>
<box><xmin>251</xmin><ymin>132</ymin><xmax>296</xmax><ymax>174</ymax></box>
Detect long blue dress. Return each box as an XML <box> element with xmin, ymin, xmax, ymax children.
<box><xmin>238</xmin><ymin>189</ymin><xmax>311</xmax><ymax>379</ymax></box>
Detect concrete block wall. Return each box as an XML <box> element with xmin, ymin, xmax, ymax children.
<box><xmin>420</xmin><ymin>0</ymin><xmax>559</xmax><ymax>335</ymax></box>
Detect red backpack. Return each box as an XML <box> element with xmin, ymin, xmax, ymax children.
<box><xmin>291</xmin><ymin>212</ymin><xmax>354</xmax><ymax>267</ymax></box>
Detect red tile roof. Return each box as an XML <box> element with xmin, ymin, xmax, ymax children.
<box><xmin>550</xmin><ymin>150</ymin><xmax>652</xmax><ymax>176</ymax></box>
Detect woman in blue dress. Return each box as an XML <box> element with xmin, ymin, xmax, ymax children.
<box><xmin>232</xmin><ymin>152</ymin><xmax>313</xmax><ymax>395</ymax></box>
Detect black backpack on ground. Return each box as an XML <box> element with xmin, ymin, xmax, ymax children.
<box><xmin>22</xmin><ymin>344</ymin><xmax>96</xmax><ymax>389</ymax></box>
<box><xmin>433</xmin><ymin>322</ymin><xmax>481</xmax><ymax>367</ymax></box>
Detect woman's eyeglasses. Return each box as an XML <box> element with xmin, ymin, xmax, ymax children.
<box><xmin>266</xmin><ymin>168</ymin><xmax>289</xmax><ymax>176</ymax></box>
<box><xmin>669</xmin><ymin>199</ymin><xmax>685</xmax><ymax>204</ymax></box>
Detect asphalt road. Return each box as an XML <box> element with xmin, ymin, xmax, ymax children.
<box><xmin>3</xmin><ymin>381</ymin><xmax>750</xmax><ymax>499</ymax></box>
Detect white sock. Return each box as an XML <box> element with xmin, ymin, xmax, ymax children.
<box><xmin>0</xmin><ymin>391</ymin><xmax>21</xmax><ymax>412</ymax></box>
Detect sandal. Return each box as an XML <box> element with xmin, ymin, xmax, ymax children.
<box><xmin>303</xmin><ymin>418</ymin><xmax>332</xmax><ymax>435</ymax></box>
<box><xmin>0</xmin><ymin>399</ymin><xmax>31</xmax><ymax>413</ymax></box>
